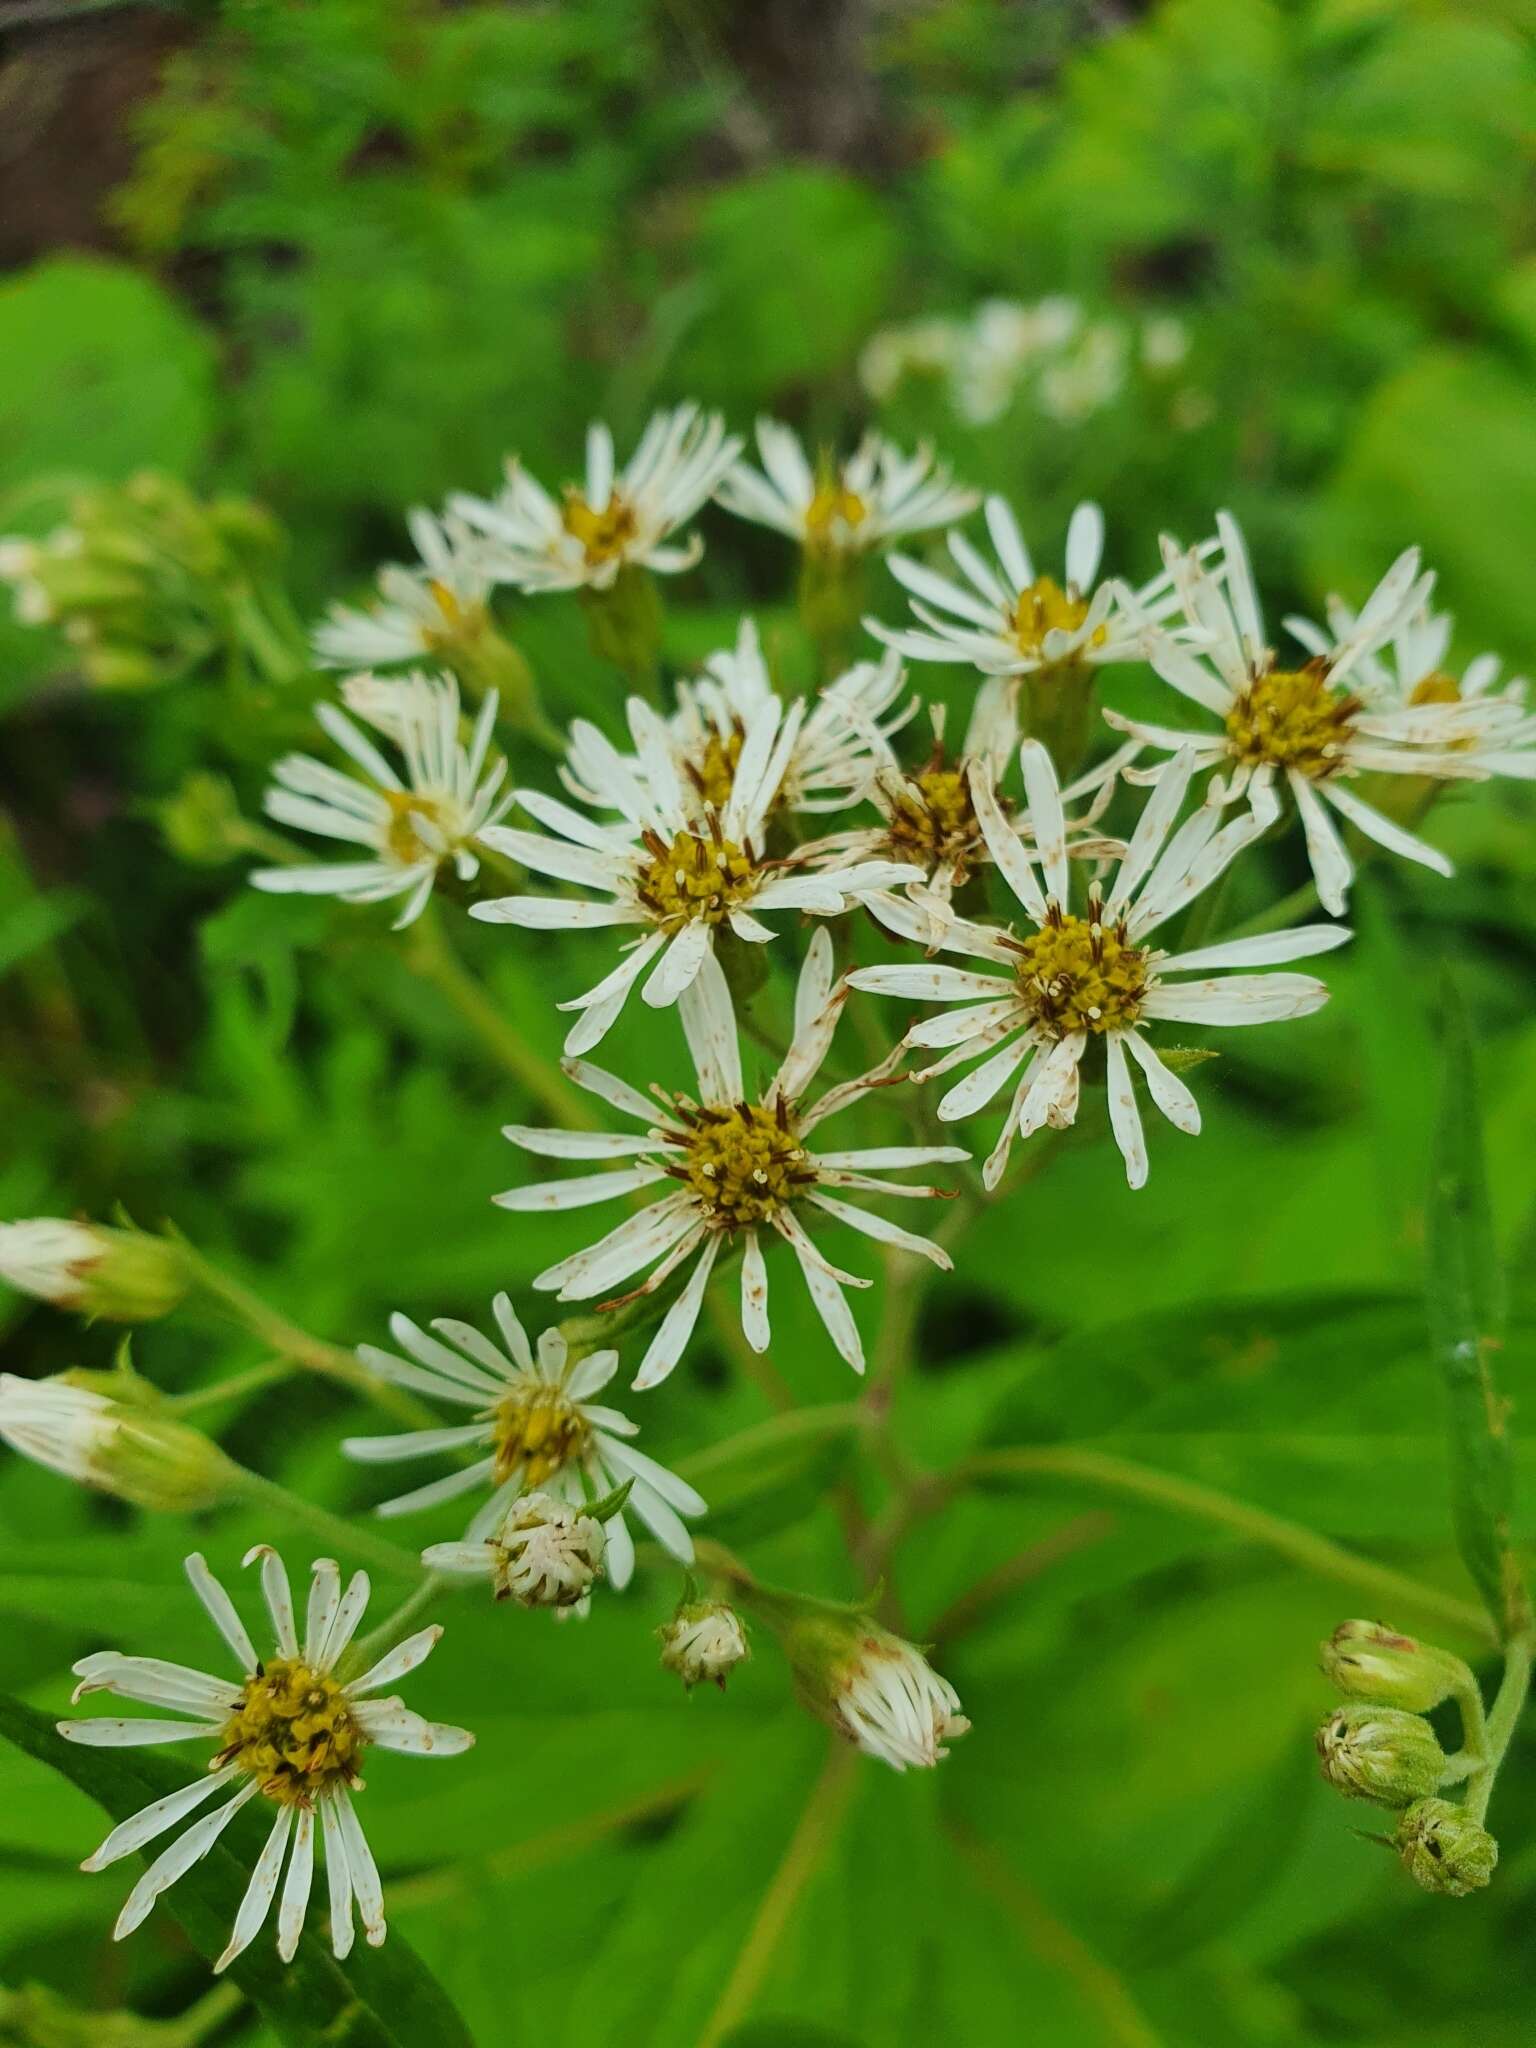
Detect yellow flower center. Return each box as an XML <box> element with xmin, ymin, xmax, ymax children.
<box><xmin>1010</xmin><ymin>576</ymin><xmax>1099</xmax><ymax>662</ymax></box>
<box><xmin>490</xmin><ymin>1383</ymin><xmax>591</xmax><ymax>1488</ymax></box>
<box><xmin>635</xmin><ymin>826</ymin><xmax>759</xmax><ymax>929</ymax></box>
<box><xmin>1408</xmin><ymin>670</ymin><xmax>1462</xmax><ymax>707</ymax></box>
<box><xmin>803</xmin><ymin>478</ymin><xmax>869</xmax><ymax>552</ymax></box>
<box><xmin>1011</xmin><ymin>909</ymin><xmax>1148</xmax><ymax>1037</ymax></box>
<box><xmin>218</xmin><ymin>1658</ymin><xmax>362</xmax><ymax>1806</ymax></box>
<box><xmin>383</xmin><ymin>788</ymin><xmax>448</xmax><ymax>865</ymax></box>
<box><xmin>883</xmin><ymin>761</ymin><xmax>994</xmax><ymax>881</ymax></box>
<box><xmin>686</xmin><ymin>726</ymin><xmax>746</xmax><ymax>811</ymax></box>
<box><xmin>669</xmin><ymin>1101</ymin><xmax>810</xmax><ymax>1230</ymax></box>
<box><xmin>562</xmin><ymin>489</ymin><xmax>639</xmax><ymax>567</ymax></box>
<box><xmin>421</xmin><ymin>580</ymin><xmax>485</xmax><ymax>649</ymax></box>
<box><xmin>1223</xmin><ymin>660</ymin><xmax>1358</xmax><ymax>777</ymax></box>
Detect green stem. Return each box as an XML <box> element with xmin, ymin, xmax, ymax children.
<box><xmin>1464</xmin><ymin>1631</ymin><xmax>1532</xmax><ymax>1825</ymax></box>
<box><xmin>676</xmin><ymin>1401</ymin><xmax>865</xmax><ymax>1483</ymax></box>
<box><xmin>234</xmin><ymin>1466</ymin><xmax>427</xmax><ymax>1581</ymax></box>
<box><xmin>168</xmin><ymin>1356</ymin><xmax>294</xmax><ymax>1417</ymax></box>
<box><xmin>957</xmin><ymin>1446</ymin><xmax>1497</xmax><ymax>1645</ymax></box>
<box><xmin>406</xmin><ymin>907</ymin><xmax>598</xmax><ymax>1128</ymax></box>
<box><xmin>178</xmin><ymin>1245</ymin><xmax>436</xmax><ymax>1429</ymax></box>
<box><xmin>172</xmin><ymin>1979</ymin><xmax>247</xmax><ymax>2047</ymax></box>
<box><xmin>339</xmin><ymin>1572</ymin><xmax>451</xmax><ymax>1679</ymax></box>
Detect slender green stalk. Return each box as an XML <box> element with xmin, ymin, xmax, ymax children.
<box><xmin>233</xmin><ymin>1466</ymin><xmax>427</xmax><ymax>1581</ymax></box>
<box><xmin>406</xmin><ymin>908</ymin><xmax>598</xmax><ymax>1128</ymax></box>
<box><xmin>339</xmin><ymin>1572</ymin><xmax>453</xmax><ymax>1679</ymax></box>
<box><xmin>168</xmin><ymin>1356</ymin><xmax>294</xmax><ymax>1417</ymax></box>
<box><xmin>676</xmin><ymin>1401</ymin><xmax>864</xmax><ymax>1483</ymax></box>
<box><xmin>1464</xmin><ymin>1632</ymin><xmax>1532</xmax><ymax>1825</ymax></box>
<box><xmin>957</xmin><ymin>1446</ymin><xmax>1497</xmax><ymax>1644</ymax></box>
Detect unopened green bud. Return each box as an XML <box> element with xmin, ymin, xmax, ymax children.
<box><xmin>659</xmin><ymin>1599</ymin><xmax>749</xmax><ymax>1691</ymax></box>
<box><xmin>1395</xmin><ymin>1797</ymin><xmax>1498</xmax><ymax>1896</ymax></box>
<box><xmin>0</xmin><ymin>1372</ymin><xmax>240</xmax><ymax>1511</ymax></box>
<box><xmin>0</xmin><ymin>1218</ymin><xmax>190</xmax><ymax>1323</ymax></box>
<box><xmin>782</xmin><ymin>1612</ymin><xmax>969</xmax><ymax>1772</ymax></box>
<box><xmin>1320</xmin><ymin>1620</ymin><xmax>1473</xmax><ymax>1712</ymax></box>
<box><xmin>157</xmin><ymin>771</ymin><xmax>249</xmax><ymax>865</ymax></box>
<box><xmin>1316</xmin><ymin>1702</ymin><xmax>1447</xmax><ymax>1806</ymax></box>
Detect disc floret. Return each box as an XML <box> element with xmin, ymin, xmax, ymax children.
<box><xmin>217</xmin><ymin>1658</ymin><xmax>363</xmax><ymax>1805</ymax></box>
<box><xmin>1224</xmin><ymin>657</ymin><xmax>1358</xmax><ymax>778</ymax></box>
<box><xmin>634</xmin><ymin>824</ymin><xmax>760</xmax><ymax>929</ymax></box>
<box><xmin>561</xmin><ymin>488</ymin><xmax>640</xmax><ymax>569</ymax></box>
<box><xmin>1010</xmin><ymin>900</ymin><xmax>1149</xmax><ymax>1038</ymax></box>
<box><xmin>670</xmin><ymin>1100</ymin><xmax>811</xmax><ymax>1230</ymax></box>
<box><xmin>489</xmin><ymin>1382</ymin><xmax>592</xmax><ymax>1488</ymax></box>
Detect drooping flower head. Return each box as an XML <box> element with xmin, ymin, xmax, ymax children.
<box><xmin>716</xmin><ymin>420</ymin><xmax>978</xmax><ymax>558</ymax></box>
<box><xmin>312</xmin><ymin>510</ymin><xmax>494</xmax><ymax>670</ymax></box>
<box><xmin>340</xmin><ymin>1295</ymin><xmax>704</xmax><ymax>1592</ymax></box>
<box><xmin>0</xmin><ymin>1217</ymin><xmax>189</xmax><ymax>1323</ymax></box>
<box><xmin>784</xmin><ymin>1613</ymin><xmax>969</xmax><ymax>1772</ymax></box>
<box><xmin>250</xmin><ymin>672</ymin><xmax>511</xmax><ymax>928</ymax></box>
<box><xmin>850</xmin><ymin>742</ymin><xmax>1347</xmax><ymax>1189</ymax></box>
<box><xmin>471</xmin><ymin>690</ymin><xmax>920</xmax><ymax>1052</ymax></box>
<box><xmin>59</xmin><ymin>1548</ymin><xmax>472</xmax><ymax>1971</ymax></box>
<box><xmin>451</xmin><ymin>406</ymin><xmax>741</xmax><ymax>594</ymax></box>
<box><xmin>0</xmin><ymin>1373</ymin><xmax>236</xmax><ymax>1512</ymax></box>
<box><xmin>1109</xmin><ymin>514</ymin><xmax>1514</xmax><ymax>912</ymax></box>
<box><xmin>496</xmin><ymin>936</ymin><xmax>967</xmax><ymax>1383</ymax></box>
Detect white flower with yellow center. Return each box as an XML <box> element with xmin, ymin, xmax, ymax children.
<box><xmin>313</xmin><ymin>510</ymin><xmax>493</xmax><ymax>669</ymax></box>
<box><xmin>868</xmin><ymin>495</ymin><xmax>1184</xmax><ymax>680</ymax></box>
<box><xmin>497</xmin><ymin>936</ymin><xmax>967</xmax><ymax>1383</ymax></box>
<box><xmin>339</xmin><ymin>1294</ymin><xmax>703</xmax><ymax>1591</ymax></box>
<box><xmin>250</xmin><ymin>673</ymin><xmax>511</xmax><ymax>928</ymax></box>
<box><xmin>715</xmin><ymin>420</ymin><xmax>978</xmax><ymax>556</ymax></box>
<box><xmin>59</xmin><ymin>1547</ymin><xmax>472</xmax><ymax>1972</ymax></box>
<box><xmin>1108</xmin><ymin>514</ymin><xmax>1503</xmax><ymax>913</ymax></box>
<box><xmin>800</xmin><ymin>676</ymin><xmax>1129</xmax><ymax>917</ymax></box>
<box><xmin>849</xmin><ymin>742</ymin><xmax>1347</xmax><ymax>1189</ymax></box>
<box><xmin>471</xmin><ymin>690</ymin><xmax>921</xmax><ymax>1053</ymax></box>
<box><xmin>450</xmin><ymin>406</ymin><xmax>741</xmax><ymax>594</ymax></box>
<box><xmin>1284</xmin><ymin>596</ymin><xmax>1536</xmax><ymax>771</ymax></box>
<box><xmin>568</xmin><ymin>618</ymin><xmax>915</xmax><ymax>823</ymax></box>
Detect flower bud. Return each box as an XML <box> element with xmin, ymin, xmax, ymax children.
<box><xmin>0</xmin><ymin>1373</ymin><xmax>240</xmax><ymax>1512</ymax></box>
<box><xmin>1316</xmin><ymin>1702</ymin><xmax>1447</xmax><ymax>1806</ymax></box>
<box><xmin>783</xmin><ymin>1613</ymin><xmax>969</xmax><ymax>1772</ymax></box>
<box><xmin>659</xmin><ymin>1600</ymin><xmax>749</xmax><ymax>1692</ymax></box>
<box><xmin>1319</xmin><ymin>1620</ymin><xmax>1472</xmax><ymax>1713</ymax></box>
<box><xmin>1395</xmin><ymin>1797</ymin><xmax>1498</xmax><ymax>1897</ymax></box>
<box><xmin>0</xmin><ymin>1219</ymin><xmax>190</xmax><ymax>1324</ymax></box>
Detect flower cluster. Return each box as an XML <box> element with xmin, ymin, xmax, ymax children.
<box><xmin>5</xmin><ymin>395</ymin><xmax>1532</xmax><ymax>1982</ymax></box>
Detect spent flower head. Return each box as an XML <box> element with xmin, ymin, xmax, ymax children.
<box><xmin>1395</xmin><ymin>1798</ymin><xmax>1498</xmax><ymax>1897</ymax></box>
<box><xmin>424</xmin><ymin>1491</ymin><xmax>606</xmax><ymax>1612</ymax></box>
<box><xmin>784</xmin><ymin>1612</ymin><xmax>969</xmax><ymax>1772</ymax></box>
<box><xmin>659</xmin><ymin>1598</ymin><xmax>750</xmax><ymax>1691</ymax></box>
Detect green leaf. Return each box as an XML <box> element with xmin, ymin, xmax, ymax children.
<box><xmin>0</xmin><ymin>1692</ymin><xmax>475</xmax><ymax>2048</ymax></box>
<box><xmin>1426</xmin><ymin>977</ymin><xmax>1526</xmax><ymax>1638</ymax></box>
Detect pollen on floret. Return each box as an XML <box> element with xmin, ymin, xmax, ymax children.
<box><xmin>490</xmin><ymin>1382</ymin><xmax>592</xmax><ymax>1487</ymax></box>
<box><xmin>1224</xmin><ymin>658</ymin><xmax>1358</xmax><ymax>776</ymax></box>
<box><xmin>634</xmin><ymin>824</ymin><xmax>759</xmax><ymax>928</ymax></box>
<box><xmin>1010</xmin><ymin>903</ymin><xmax>1149</xmax><ymax>1036</ymax></box>
<box><xmin>384</xmin><ymin>789</ymin><xmax>450</xmax><ymax>865</ymax></box>
<box><xmin>668</xmin><ymin>1099</ymin><xmax>812</xmax><ymax>1229</ymax></box>
<box><xmin>685</xmin><ymin>724</ymin><xmax>746</xmax><ymax>811</ymax></box>
<box><xmin>561</xmin><ymin>489</ymin><xmax>639</xmax><ymax>567</ymax></box>
<box><xmin>216</xmin><ymin>1659</ymin><xmax>362</xmax><ymax>1805</ymax></box>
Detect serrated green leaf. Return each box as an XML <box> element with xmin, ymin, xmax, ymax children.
<box><xmin>1426</xmin><ymin>977</ymin><xmax>1527</xmax><ymax>1639</ymax></box>
<box><xmin>0</xmin><ymin>1693</ymin><xmax>475</xmax><ymax>2048</ymax></box>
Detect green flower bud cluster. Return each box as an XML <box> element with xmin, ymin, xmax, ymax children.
<box><xmin>0</xmin><ymin>473</ymin><xmax>289</xmax><ymax>691</ymax></box>
<box><xmin>1316</xmin><ymin>1619</ymin><xmax>1500</xmax><ymax>1898</ymax></box>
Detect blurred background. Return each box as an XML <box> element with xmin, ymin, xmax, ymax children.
<box><xmin>2</xmin><ymin>2</ymin><xmax>1536</xmax><ymax>2043</ymax></box>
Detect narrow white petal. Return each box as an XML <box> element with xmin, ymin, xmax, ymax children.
<box><xmin>215</xmin><ymin>1805</ymin><xmax>294</xmax><ymax>1974</ymax></box>
<box><xmin>1104</xmin><ymin>1034</ymin><xmax>1148</xmax><ymax>1189</ymax></box>
<box><xmin>277</xmin><ymin>1806</ymin><xmax>316</xmax><ymax>1962</ymax></box>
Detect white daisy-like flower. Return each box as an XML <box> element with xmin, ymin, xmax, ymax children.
<box><xmin>59</xmin><ymin>1547</ymin><xmax>473</xmax><ymax>1972</ymax></box>
<box><xmin>450</xmin><ymin>406</ymin><xmax>741</xmax><ymax>594</ymax></box>
<box><xmin>313</xmin><ymin>510</ymin><xmax>493</xmax><ymax>669</ymax></box>
<box><xmin>715</xmin><ymin>420</ymin><xmax>978</xmax><ymax>556</ymax></box>
<box><xmin>250</xmin><ymin>673</ymin><xmax>511</xmax><ymax>928</ymax></box>
<box><xmin>496</xmin><ymin>936</ymin><xmax>967</xmax><ymax>1383</ymax></box>
<box><xmin>800</xmin><ymin>676</ymin><xmax>1128</xmax><ymax>918</ymax></box>
<box><xmin>868</xmin><ymin>494</ymin><xmax>1187</xmax><ymax>680</ymax></box>
<box><xmin>470</xmin><ymin>690</ymin><xmax>921</xmax><ymax>1053</ymax></box>
<box><xmin>849</xmin><ymin>742</ymin><xmax>1347</xmax><ymax>1190</ymax></box>
<box><xmin>424</xmin><ymin>1491</ymin><xmax>606</xmax><ymax>1612</ymax></box>
<box><xmin>1109</xmin><ymin>514</ymin><xmax>1526</xmax><ymax>913</ymax></box>
<box><xmin>339</xmin><ymin>1294</ymin><xmax>704</xmax><ymax>1592</ymax></box>
<box><xmin>790</xmin><ymin>1618</ymin><xmax>968</xmax><ymax>1772</ymax></box>
<box><xmin>1284</xmin><ymin>596</ymin><xmax>1535</xmax><ymax>767</ymax></box>
<box><xmin>565</xmin><ymin>618</ymin><xmax>915</xmax><ymax>823</ymax></box>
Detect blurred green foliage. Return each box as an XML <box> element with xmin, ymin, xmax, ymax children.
<box><xmin>2</xmin><ymin>1</ymin><xmax>1536</xmax><ymax>2044</ymax></box>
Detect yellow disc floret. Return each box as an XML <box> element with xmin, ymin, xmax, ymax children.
<box><xmin>490</xmin><ymin>1383</ymin><xmax>592</xmax><ymax>1488</ymax></box>
<box><xmin>803</xmin><ymin>477</ymin><xmax>870</xmax><ymax>553</ymax></box>
<box><xmin>1011</xmin><ymin>908</ymin><xmax>1148</xmax><ymax>1037</ymax></box>
<box><xmin>670</xmin><ymin>1100</ymin><xmax>811</xmax><ymax>1230</ymax></box>
<box><xmin>562</xmin><ymin>490</ymin><xmax>639</xmax><ymax>568</ymax></box>
<box><xmin>883</xmin><ymin>759</ymin><xmax>993</xmax><ymax>882</ymax></box>
<box><xmin>635</xmin><ymin>825</ymin><xmax>759</xmax><ymax>929</ymax></box>
<box><xmin>384</xmin><ymin>788</ymin><xmax>450</xmax><ymax>865</ymax></box>
<box><xmin>1010</xmin><ymin>576</ymin><xmax>1100</xmax><ymax>662</ymax></box>
<box><xmin>1224</xmin><ymin>659</ymin><xmax>1358</xmax><ymax>777</ymax></box>
<box><xmin>686</xmin><ymin>725</ymin><xmax>746</xmax><ymax>810</ymax></box>
<box><xmin>218</xmin><ymin>1659</ymin><xmax>362</xmax><ymax>1805</ymax></box>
